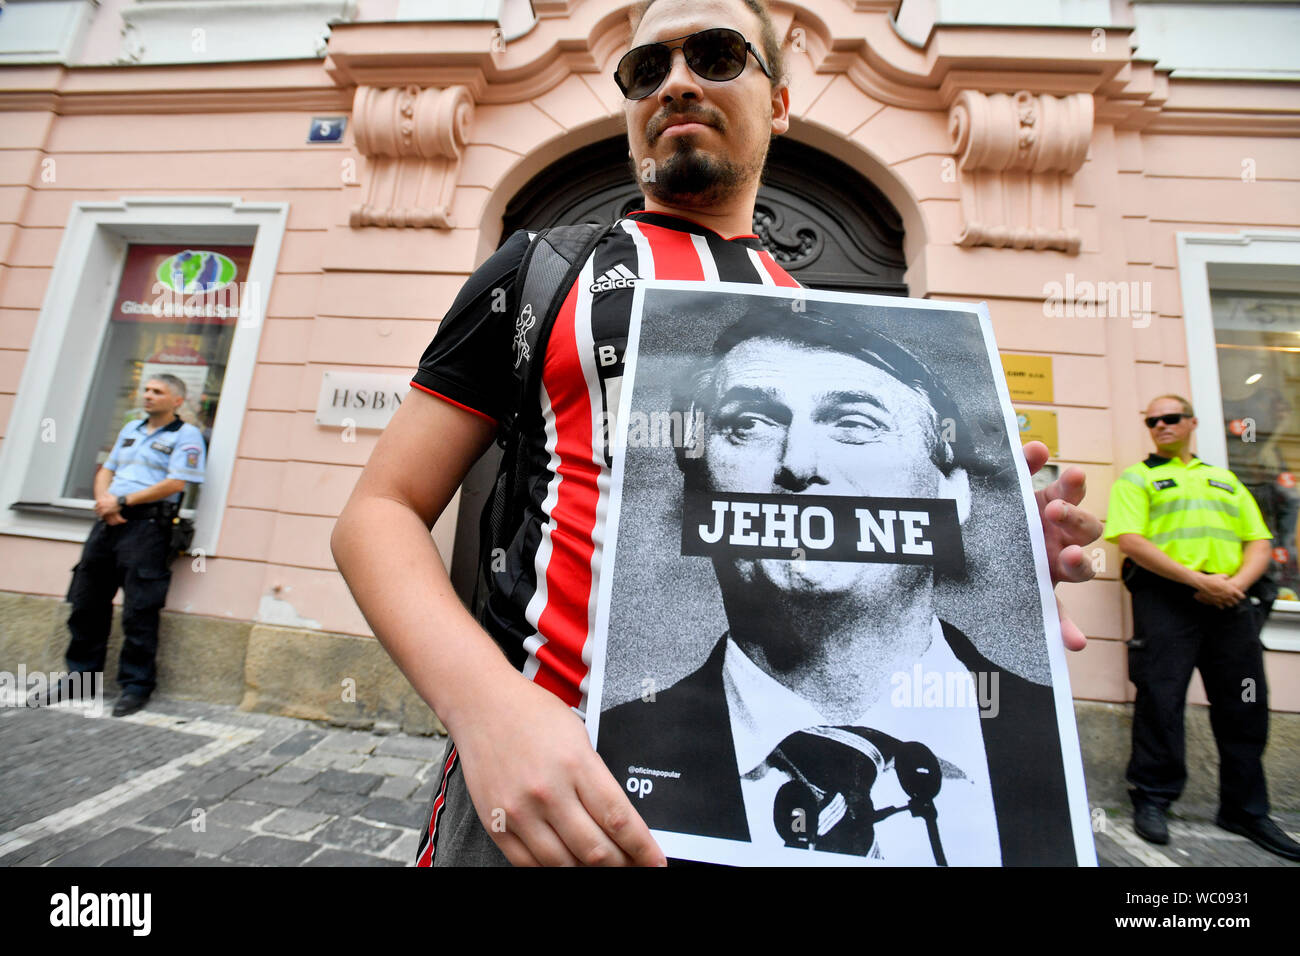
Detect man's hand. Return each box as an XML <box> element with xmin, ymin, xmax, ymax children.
<box><xmin>453</xmin><ymin>674</ymin><xmax>667</xmax><ymax>867</ymax></box>
<box><xmin>333</xmin><ymin>391</ymin><xmax>665</xmax><ymax>868</ymax></box>
<box><xmin>1023</xmin><ymin>441</ymin><xmax>1103</xmax><ymax>651</ymax></box>
<box><xmin>103</xmin><ymin>511</ymin><xmax>127</xmax><ymax>526</ymax></box>
<box><xmin>1193</xmin><ymin>573</ymin><xmax>1246</xmax><ymax>608</ymax></box>
<box><xmin>94</xmin><ymin>492</ymin><xmax>120</xmax><ymax>519</ymax></box>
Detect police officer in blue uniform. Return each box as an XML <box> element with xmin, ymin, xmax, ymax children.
<box><xmin>56</xmin><ymin>374</ymin><xmax>207</xmax><ymax>716</ymax></box>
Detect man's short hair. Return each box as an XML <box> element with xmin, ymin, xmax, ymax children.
<box><xmin>628</xmin><ymin>0</ymin><xmax>788</xmax><ymax>88</ymax></box>
<box><xmin>672</xmin><ymin>302</ymin><xmax>971</xmax><ymax>482</ymax></box>
<box><xmin>149</xmin><ymin>374</ymin><xmax>187</xmax><ymax>400</ymax></box>
<box><xmin>1149</xmin><ymin>393</ymin><xmax>1194</xmax><ymax>417</ymax></box>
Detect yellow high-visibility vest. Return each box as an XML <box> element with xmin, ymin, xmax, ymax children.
<box><xmin>1104</xmin><ymin>455</ymin><xmax>1272</xmax><ymax>574</ymax></box>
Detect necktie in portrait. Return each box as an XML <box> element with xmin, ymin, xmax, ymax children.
<box><xmin>767</xmin><ymin>726</ymin><xmax>948</xmax><ymax>864</ymax></box>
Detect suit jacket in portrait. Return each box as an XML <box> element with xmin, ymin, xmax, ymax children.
<box><xmin>596</xmin><ymin>621</ymin><xmax>1078</xmax><ymax>865</ymax></box>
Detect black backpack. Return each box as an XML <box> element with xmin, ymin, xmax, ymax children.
<box><xmin>472</xmin><ymin>223</ymin><xmax>607</xmax><ymax>620</ymax></box>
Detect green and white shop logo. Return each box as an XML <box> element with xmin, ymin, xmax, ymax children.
<box><xmin>156</xmin><ymin>250</ymin><xmax>237</xmax><ymax>294</ymax></box>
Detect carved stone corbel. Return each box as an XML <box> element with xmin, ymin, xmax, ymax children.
<box><xmin>947</xmin><ymin>90</ymin><xmax>1092</xmax><ymax>254</ymax></box>
<box><xmin>349</xmin><ymin>84</ymin><xmax>474</xmax><ymax>229</ymax></box>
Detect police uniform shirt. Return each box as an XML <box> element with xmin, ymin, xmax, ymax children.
<box><xmin>1103</xmin><ymin>454</ymin><xmax>1272</xmax><ymax>573</ymax></box>
<box><xmin>103</xmin><ymin>418</ymin><xmax>207</xmax><ymax>502</ymax></box>
<box><xmin>724</xmin><ymin>617</ymin><xmax>1000</xmax><ymax>865</ymax></box>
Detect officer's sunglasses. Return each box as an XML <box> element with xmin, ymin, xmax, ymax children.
<box><xmin>1145</xmin><ymin>413</ymin><xmax>1189</xmax><ymax>428</ymax></box>
<box><xmin>614</xmin><ymin>27</ymin><xmax>772</xmax><ymax>100</ymax></box>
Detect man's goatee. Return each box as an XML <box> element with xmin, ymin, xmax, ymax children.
<box><xmin>644</xmin><ymin>148</ymin><xmax>746</xmax><ymax>208</ymax></box>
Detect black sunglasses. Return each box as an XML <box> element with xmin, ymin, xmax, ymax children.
<box><xmin>1145</xmin><ymin>413</ymin><xmax>1189</xmax><ymax>428</ymax></box>
<box><xmin>614</xmin><ymin>27</ymin><xmax>772</xmax><ymax>100</ymax></box>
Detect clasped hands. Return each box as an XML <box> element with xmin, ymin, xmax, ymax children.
<box><xmin>94</xmin><ymin>492</ymin><xmax>127</xmax><ymax>526</ymax></box>
<box><xmin>1193</xmin><ymin>573</ymin><xmax>1248</xmax><ymax>609</ymax></box>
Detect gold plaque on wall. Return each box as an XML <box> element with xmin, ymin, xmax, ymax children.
<box><xmin>1001</xmin><ymin>354</ymin><xmax>1054</xmax><ymax>403</ymax></box>
<box><xmin>1014</xmin><ymin>407</ymin><xmax>1059</xmax><ymax>457</ymax></box>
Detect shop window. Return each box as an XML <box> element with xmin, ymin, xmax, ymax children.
<box><xmin>0</xmin><ymin>196</ymin><xmax>285</xmax><ymax>558</ymax></box>
<box><xmin>1178</xmin><ymin>230</ymin><xmax>1300</xmax><ymax>651</ymax></box>
<box><xmin>62</xmin><ymin>244</ymin><xmax>250</xmax><ymax>507</ymax></box>
<box><xmin>1213</xmin><ymin>290</ymin><xmax>1300</xmax><ymax>600</ymax></box>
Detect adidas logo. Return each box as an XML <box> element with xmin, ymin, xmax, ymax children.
<box><xmin>589</xmin><ymin>264</ymin><xmax>639</xmax><ymax>293</ymax></box>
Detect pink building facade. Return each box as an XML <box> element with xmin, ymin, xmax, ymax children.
<box><xmin>1</xmin><ymin>0</ymin><xmax>1297</xmax><ymax>797</ymax></box>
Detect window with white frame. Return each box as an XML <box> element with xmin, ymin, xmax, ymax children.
<box><xmin>0</xmin><ymin>197</ymin><xmax>287</xmax><ymax>558</ymax></box>
<box><xmin>1178</xmin><ymin>231</ymin><xmax>1300</xmax><ymax>651</ymax></box>
<box><xmin>1211</xmin><ymin>286</ymin><xmax>1300</xmax><ymax>601</ymax></box>
<box><xmin>61</xmin><ymin>243</ymin><xmax>250</xmax><ymax>508</ymax></box>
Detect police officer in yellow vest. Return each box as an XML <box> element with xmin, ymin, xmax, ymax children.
<box><xmin>1105</xmin><ymin>394</ymin><xmax>1299</xmax><ymax>860</ymax></box>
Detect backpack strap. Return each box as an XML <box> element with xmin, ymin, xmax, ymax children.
<box><xmin>473</xmin><ymin>222</ymin><xmax>607</xmax><ymax>622</ymax></box>
<box><xmin>500</xmin><ymin>223</ymin><xmax>608</xmax><ymax>444</ymax></box>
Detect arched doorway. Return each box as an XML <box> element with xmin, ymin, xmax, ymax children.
<box><xmin>448</xmin><ymin>136</ymin><xmax>909</xmax><ymax>597</ymax></box>
<box><xmin>502</xmin><ymin>135</ymin><xmax>907</xmax><ymax>294</ymax></box>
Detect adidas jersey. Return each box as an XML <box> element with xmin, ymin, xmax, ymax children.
<box><xmin>412</xmin><ymin>210</ymin><xmax>798</xmax><ymax>715</ymax></box>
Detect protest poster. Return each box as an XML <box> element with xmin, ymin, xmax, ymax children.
<box><xmin>586</xmin><ymin>281</ymin><xmax>1096</xmax><ymax>866</ymax></box>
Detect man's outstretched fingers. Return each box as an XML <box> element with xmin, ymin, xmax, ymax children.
<box><xmin>1047</xmin><ymin>497</ymin><xmax>1103</xmax><ymax>551</ymax></box>
<box><xmin>1052</xmin><ymin>464</ymin><xmax>1089</xmax><ymax>506</ymax></box>
<box><xmin>1056</xmin><ymin>596</ymin><xmax>1088</xmax><ymax>651</ymax></box>
<box><xmin>1023</xmin><ymin>440</ymin><xmax>1050</xmax><ymax>476</ymax></box>
<box><xmin>1056</xmin><ymin>543</ymin><xmax>1095</xmax><ymax>584</ymax></box>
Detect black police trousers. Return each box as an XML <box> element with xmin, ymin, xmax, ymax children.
<box><xmin>66</xmin><ymin>514</ymin><xmax>174</xmax><ymax>698</ymax></box>
<box><xmin>1125</xmin><ymin>571</ymin><xmax>1270</xmax><ymax>821</ymax></box>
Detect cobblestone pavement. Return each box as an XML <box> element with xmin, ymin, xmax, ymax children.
<box><xmin>1</xmin><ymin>693</ymin><xmax>1295</xmax><ymax>867</ymax></box>
<box><xmin>0</xmin><ymin>695</ymin><xmax>444</xmax><ymax>867</ymax></box>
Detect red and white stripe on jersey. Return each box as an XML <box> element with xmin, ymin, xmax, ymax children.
<box><xmin>516</xmin><ymin>213</ymin><xmax>798</xmax><ymax>717</ymax></box>
<box><xmin>748</xmin><ymin>246</ymin><xmax>799</xmax><ymax>287</ymax></box>
<box><xmin>523</xmin><ymin>267</ymin><xmax>602</xmax><ymax>713</ymax></box>
<box><xmin>415</xmin><ymin>743</ymin><xmax>459</xmax><ymax>867</ymax></box>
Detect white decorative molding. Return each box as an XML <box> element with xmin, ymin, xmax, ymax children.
<box><xmin>895</xmin><ymin>0</ymin><xmax>1112</xmax><ymax>46</ymax></box>
<box><xmin>396</xmin><ymin>0</ymin><xmax>501</xmax><ymax>19</ymax></box>
<box><xmin>116</xmin><ymin>0</ymin><xmax>358</xmax><ymax>65</ymax></box>
<box><xmin>0</xmin><ymin>0</ymin><xmax>97</xmax><ymax>64</ymax></box>
<box><xmin>118</xmin><ymin>20</ymin><xmax>146</xmax><ymax>64</ymax></box>
<box><xmin>947</xmin><ymin>89</ymin><xmax>1093</xmax><ymax>253</ymax></box>
<box><xmin>349</xmin><ymin>84</ymin><xmax>474</xmax><ymax>229</ymax></box>
<box><xmin>1131</xmin><ymin>2</ymin><xmax>1300</xmax><ymax>81</ymax></box>
<box><xmin>315</xmin><ymin>8</ymin><xmax>1295</xmax><ymax>139</ymax></box>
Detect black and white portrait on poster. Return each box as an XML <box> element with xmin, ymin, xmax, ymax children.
<box><xmin>586</xmin><ymin>282</ymin><xmax>1096</xmax><ymax>867</ymax></box>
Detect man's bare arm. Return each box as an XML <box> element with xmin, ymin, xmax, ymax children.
<box><xmin>1229</xmin><ymin>538</ymin><xmax>1273</xmax><ymax>593</ymax></box>
<box><xmin>122</xmin><ymin>478</ymin><xmax>186</xmax><ymax>506</ymax></box>
<box><xmin>93</xmin><ymin>470</ymin><xmax>185</xmax><ymax>521</ymax></box>
<box><xmin>330</xmin><ymin>389</ymin><xmax>665</xmax><ymax>867</ymax></box>
<box><xmin>92</xmin><ymin>467</ymin><xmax>127</xmax><ymax>525</ymax></box>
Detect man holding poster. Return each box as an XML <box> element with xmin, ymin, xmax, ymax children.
<box><xmin>333</xmin><ymin>0</ymin><xmax>1102</xmax><ymax>867</ymax></box>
